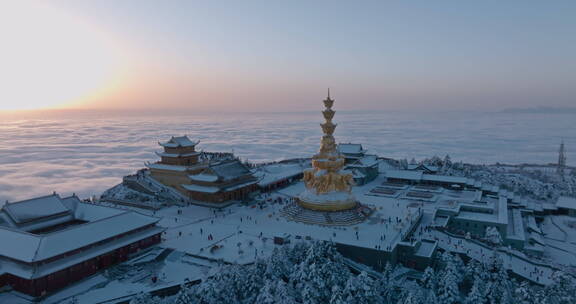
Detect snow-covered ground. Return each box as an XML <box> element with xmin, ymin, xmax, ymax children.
<box><xmin>2</xmin><ymin>152</ymin><xmax>576</xmax><ymax>302</ymax></box>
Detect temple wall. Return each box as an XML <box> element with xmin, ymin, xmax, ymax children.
<box><xmin>164</xmin><ymin>146</ymin><xmax>196</xmax><ymax>154</ymax></box>
<box><xmin>160</xmin><ymin>156</ymin><xmax>198</xmax><ymax>166</ymax></box>
<box><xmin>150</xmin><ymin>169</ymin><xmax>191</xmax><ymax>195</ymax></box>
<box><xmin>336</xmin><ymin>242</ymin><xmax>397</xmax><ymax>271</ymax></box>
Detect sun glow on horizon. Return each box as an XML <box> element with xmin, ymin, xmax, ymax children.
<box><xmin>0</xmin><ymin>1</ymin><xmax>125</xmax><ymax>111</ymax></box>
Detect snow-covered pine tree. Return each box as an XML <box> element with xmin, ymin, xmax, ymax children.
<box><xmin>378</xmin><ymin>262</ymin><xmax>397</xmax><ymax>303</ymax></box>
<box><xmin>329</xmin><ymin>285</ymin><xmax>347</xmax><ymax>304</ymax></box>
<box><xmin>485</xmin><ymin>226</ymin><xmax>503</xmax><ymax>245</ymax></box>
<box><xmin>398</xmin><ymin>285</ymin><xmax>426</xmax><ymax>304</ymax></box>
<box><xmin>255</xmin><ymin>279</ymin><xmax>297</xmax><ymax>304</ymax></box>
<box><xmin>240</xmin><ymin>259</ymin><xmax>267</xmax><ymax>303</ymax></box>
<box><xmin>341</xmin><ymin>271</ymin><xmax>381</xmax><ymax>304</ymax></box>
<box><xmin>437</xmin><ymin>253</ymin><xmax>461</xmax><ymax>304</ymax></box>
<box><xmin>264</xmin><ymin>247</ymin><xmax>293</xmax><ymax>281</ymax></box>
<box><xmin>420</xmin><ymin>267</ymin><xmax>438</xmax><ymax>304</ymax></box>
<box><xmin>173</xmin><ymin>282</ymin><xmax>197</xmax><ymax>304</ymax></box>
<box><xmin>191</xmin><ymin>266</ymin><xmax>245</xmax><ymax>304</ymax></box>
<box><xmin>542</xmin><ymin>271</ymin><xmax>576</xmax><ymax>304</ymax></box>
<box><xmin>290</xmin><ymin>241</ymin><xmax>351</xmax><ymax>304</ymax></box>
<box><xmin>484</xmin><ymin>253</ymin><xmax>513</xmax><ymax>304</ymax></box>
<box><xmin>513</xmin><ymin>280</ymin><xmax>536</xmax><ymax>304</ymax></box>
<box><xmin>466</xmin><ymin>272</ymin><xmax>488</xmax><ymax>304</ymax></box>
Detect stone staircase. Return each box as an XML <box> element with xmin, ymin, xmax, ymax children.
<box><xmin>280</xmin><ymin>202</ymin><xmax>371</xmax><ymax>226</ymax></box>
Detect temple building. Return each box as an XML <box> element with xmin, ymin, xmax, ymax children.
<box><xmin>147</xmin><ymin>136</ymin><xmax>258</xmax><ymax>205</ymax></box>
<box><xmin>182</xmin><ymin>159</ymin><xmax>258</xmax><ymax>203</ymax></box>
<box><xmin>0</xmin><ymin>194</ymin><xmax>163</xmax><ymax>297</ymax></box>
<box><xmin>338</xmin><ymin>143</ymin><xmax>379</xmax><ymax>185</ymax></box>
<box><xmin>155</xmin><ymin>136</ymin><xmax>200</xmax><ymax>166</ymax></box>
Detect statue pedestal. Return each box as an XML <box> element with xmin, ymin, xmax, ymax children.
<box><xmin>297</xmin><ymin>190</ymin><xmax>357</xmax><ymax>212</ymax></box>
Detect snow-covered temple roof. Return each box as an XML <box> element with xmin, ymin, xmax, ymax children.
<box><xmin>337</xmin><ymin>143</ymin><xmax>365</xmax><ymax>155</ymax></box>
<box><xmin>385</xmin><ymin>170</ymin><xmax>470</xmax><ymax>186</ymax></box>
<box><xmin>385</xmin><ymin>170</ymin><xmax>424</xmax><ymax>181</ymax></box>
<box><xmin>156</xmin><ymin>151</ymin><xmax>200</xmax><ymax>158</ymax></box>
<box><xmin>253</xmin><ymin>163</ymin><xmax>305</xmax><ymax>187</ymax></box>
<box><xmin>146</xmin><ymin>163</ymin><xmax>188</xmax><ymax>172</ymax></box>
<box><xmin>556</xmin><ymin>196</ymin><xmax>576</xmax><ymax>210</ymax></box>
<box><xmin>422</xmin><ymin>174</ymin><xmax>468</xmax><ymax>185</ymax></box>
<box><xmin>188</xmin><ymin>173</ymin><xmax>219</xmax><ymax>183</ymax></box>
<box><xmin>407</xmin><ymin>164</ymin><xmax>439</xmax><ymax>173</ymax></box>
<box><xmin>210</xmin><ymin>160</ymin><xmax>252</xmax><ymax>181</ymax></box>
<box><xmin>159</xmin><ymin>136</ymin><xmax>199</xmax><ymax>148</ymax></box>
<box><xmin>348</xmin><ymin>155</ymin><xmax>379</xmax><ymax>168</ymax></box>
<box><xmin>2</xmin><ymin>194</ymin><xmax>70</xmax><ymax>224</ymax></box>
<box><xmin>0</xmin><ymin>195</ymin><xmax>161</xmax><ymax>264</ymax></box>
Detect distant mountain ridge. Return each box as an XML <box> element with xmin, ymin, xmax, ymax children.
<box><xmin>500</xmin><ymin>106</ymin><xmax>576</xmax><ymax>114</ymax></box>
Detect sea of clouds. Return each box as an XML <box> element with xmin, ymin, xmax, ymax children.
<box><xmin>0</xmin><ymin>111</ymin><xmax>573</xmax><ymax>203</ymax></box>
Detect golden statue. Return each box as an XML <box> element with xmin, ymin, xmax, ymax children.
<box><xmin>298</xmin><ymin>90</ymin><xmax>357</xmax><ymax>211</ymax></box>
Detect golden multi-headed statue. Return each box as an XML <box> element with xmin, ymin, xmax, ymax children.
<box><xmin>299</xmin><ymin>90</ymin><xmax>357</xmax><ymax>211</ymax></box>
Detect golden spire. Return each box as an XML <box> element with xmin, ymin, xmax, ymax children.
<box><xmin>302</xmin><ymin>91</ymin><xmax>354</xmax><ymax>194</ymax></box>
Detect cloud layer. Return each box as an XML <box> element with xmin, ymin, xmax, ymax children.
<box><xmin>0</xmin><ymin>111</ymin><xmax>573</xmax><ymax>203</ymax></box>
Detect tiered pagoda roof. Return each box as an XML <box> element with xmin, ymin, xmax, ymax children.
<box><xmin>159</xmin><ymin>136</ymin><xmax>199</xmax><ymax>148</ymax></box>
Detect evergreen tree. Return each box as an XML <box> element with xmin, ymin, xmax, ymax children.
<box><xmin>341</xmin><ymin>271</ymin><xmax>381</xmax><ymax>304</ymax></box>
<box><xmin>466</xmin><ymin>272</ymin><xmax>488</xmax><ymax>304</ymax></box>
<box><xmin>513</xmin><ymin>280</ymin><xmax>536</xmax><ymax>304</ymax></box>
<box><xmin>255</xmin><ymin>279</ymin><xmax>297</xmax><ymax>304</ymax></box>
<box><xmin>290</xmin><ymin>241</ymin><xmax>351</xmax><ymax>304</ymax></box>
<box><xmin>378</xmin><ymin>262</ymin><xmax>397</xmax><ymax>303</ymax></box>
<box><xmin>543</xmin><ymin>271</ymin><xmax>576</xmax><ymax>304</ymax></box>
<box><xmin>484</xmin><ymin>253</ymin><xmax>513</xmax><ymax>304</ymax></box>
<box><xmin>398</xmin><ymin>282</ymin><xmax>426</xmax><ymax>304</ymax></box>
<box><xmin>437</xmin><ymin>253</ymin><xmax>461</xmax><ymax>304</ymax></box>
<box><xmin>420</xmin><ymin>267</ymin><xmax>438</xmax><ymax>304</ymax></box>
<box><xmin>329</xmin><ymin>285</ymin><xmax>347</xmax><ymax>304</ymax></box>
<box><xmin>173</xmin><ymin>283</ymin><xmax>196</xmax><ymax>304</ymax></box>
<box><xmin>265</xmin><ymin>247</ymin><xmax>292</xmax><ymax>281</ymax></box>
<box><xmin>437</xmin><ymin>266</ymin><xmax>460</xmax><ymax>304</ymax></box>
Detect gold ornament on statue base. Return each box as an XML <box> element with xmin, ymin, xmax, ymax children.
<box><xmin>298</xmin><ymin>90</ymin><xmax>358</xmax><ymax>212</ymax></box>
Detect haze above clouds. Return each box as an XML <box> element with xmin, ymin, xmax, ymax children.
<box><xmin>2</xmin><ymin>1</ymin><xmax>575</xmax><ymax>111</ymax></box>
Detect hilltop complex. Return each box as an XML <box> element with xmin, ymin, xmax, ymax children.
<box><xmin>0</xmin><ymin>93</ymin><xmax>575</xmax><ymax>303</ymax></box>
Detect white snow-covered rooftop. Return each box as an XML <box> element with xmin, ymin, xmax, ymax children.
<box><xmin>254</xmin><ymin>163</ymin><xmax>304</xmax><ymax>187</ymax></box>
<box><xmin>210</xmin><ymin>160</ymin><xmax>252</xmax><ymax>180</ymax></box>
<box><xmin>146</xmin><ymin>163</ymin><xmax>188</xmax><ymax>172</ymax></box>
<box><xmin>159</xmin><ymin>136</ymin><xmax>199</xmax><ymax>148</ymax></box>
<box><xmin>556</xmin><ymin>196</ymin><xmax>576</xmax><ymax>210</ymax></box>
<box><xmin>189</xmin><ymin>173</ymin><xmax>219</xmax><ymax>182</ymax></box>
<box><xmin>407</xmin><ymin>164</ymin><xmax>439</xmax><ymax>172</ymax></box>
<box><xmin>385</xmin><ymin>170</ymin><xmax>424</xmax><ymax>181</ymax></box>
<box><xmin>422</xmin><ymin>174</ymin><xmax>468</xmax><ymax>185</ymax></box>
<box><xmin>156</xmin><ymin>151</ymin><xmax>200</xmax><ymax>158</ymax></box>
<box><xmin>0</xmin><ymin>195</ymin><xmax>161</xmax><ymax>264</ymax></box>
<box><xmin>34</xmin><ymin>212</ymin><xmax>159</xmax><ymax>262</ymax></box>
<box><xmin>3</xmin><ymin>194</ymin><xmax>70</xmax><ymax>224</ymax></box>
<box><xmin>337</xmin><ymin>143</ymin><xmax>365</xmax><ymax>155</ymax></box>
<box><xmin>349</xmin><ymin>155</ymin><xmax>379</xmax><ymax>168</ymax></box>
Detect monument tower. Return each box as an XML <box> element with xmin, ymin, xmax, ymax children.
<box><xmin>298</xmin><ymin>90</ymin><xmax>357</xmax><ymax>211</ymax></box>
<box><xmin>557</xmin><ymin>140</ymin><xmax>567</xmax><ymax>176</ymax></box>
